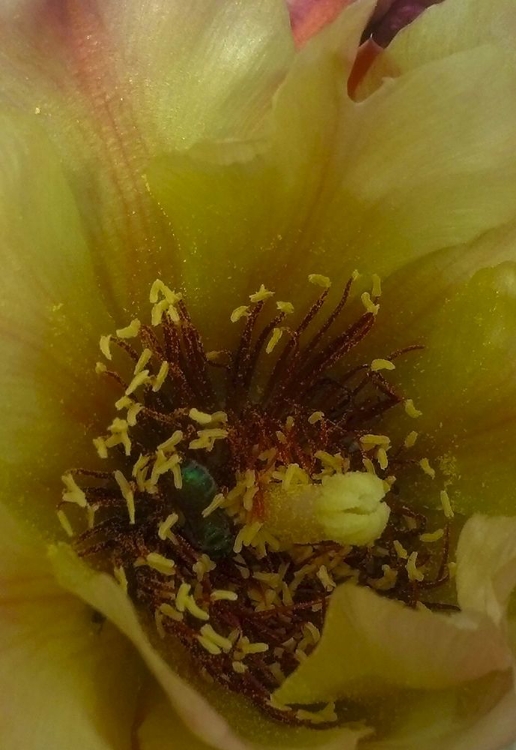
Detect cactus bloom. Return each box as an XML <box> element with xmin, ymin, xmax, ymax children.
<box><xmin>2</xmin><ymin>1</ymin><xmax>516</xmax><ymax>749</ymax></box>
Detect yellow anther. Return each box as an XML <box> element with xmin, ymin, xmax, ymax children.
<box><xmin>116</xmin><ymin>319</ymin><xmax>141</xmax><ymax>339</ymax></box>
<box><xmin>158</xmin><ymin>513</ymin><xmax>179</xmax><ymax>540</ymax></box>
<box><xmin>158</xmin><ymin>431</ymin><xmax>184</xmax><ymax>453</ymax></box>
<box><xmin>308</xmin><ymin>273</ymin><xmax>331</xmax><ymax>289</ymax></box>
<box><xmin>152</xmin><ymin>361</ymin><xmax>169</xmax><ymax>392</ymax></box>
<box><xmin>317</xmin><ymin>565</ymin><xmax>336</xmax><ymax>591</ymax></box>
<box><xmin>146</xmin><ymin>552</ymin><xmax>176</xmax><ymax>575</ymax></box>
<box><xmin>315</xmin><ymin>450</ymin><xmax>344</xmax><ymax>472</ymax></box>
<box><xmin>351</xmin><ymin>269</ymin><xmax>361</xmax><ymax>281</ymax></box>
<box><xmin>159</xmin><ymin>603</ymin><xmax>183</xmax><ymax>622</ymax></box>
<box><xmin>200</xmin><ymin>624</ymin><xmax>233</xmax><ymax>652</ymax></box>
<box><xmin>202</xmin><ymin>493</ymin><xmax>226</xmax><ymax>518</ymax></box>
<box><xmin>361</xmin><ymin>292</ymin><xmax>380</xmax><ymax>315</ymax></box>
<box><xmin>132</xmin><ymin>454</ymin><xmax>150</xmax><ymax>477</ymax></box>
<box><xmin>406</xmin><ymin>551</ymin><xmax>425</xmax><ymax>582</ymax></box>
<box><xmin>108</xmin><ymin>417</ymin><xmax>128</xmax><ymax>434</ymax></box>
<box><xmin>175</xmin><ymin>583</ymin><xmax>191</xmax><ymax>612</ymax></box>
<box><xmin>61</xmin><ymin>473</ymin><xmax>87</xmax><ymax>508</ymax></box>
<box><xmin>377</xmin><ymin>447</ymin><xmax>389</xmax><ymax>470</ymax></box>
<box><xmin>211</xmin><ymin>589</ymin><xmax>238</xmax><ymax>602</ymax></box>
<box><xmin>404</xmin><ymin>430</ymin><xmax>418</xmax><ymax>448</ymax></box>
<box><xmin>371</xmin><ymin>274</ymin><xmax>382</xmax><ymax>298</ymax></box>
<box><xmin>419</xmin><ymin>458</ymin><xmax>435</xmax><ymax>479</ymax></box>
<box><xmin>440</xmin><ymin>489</ymin><xmax>454</xmax><ymax>519</ymax></box>
<box><xmin>115</xmin><ymin>395</ymin><xmax>133</xmax><ymax>411</ymax></box>
<box><xmin>362</xmin><ymin>458</ymin><xmax>376</xmax><ymax>474</ymax></box>
<box><xmin>134</xmin><ymin>348</ymin><xmax>152</xmax><ymax>374</ymax></box>
<box><xmin>149</xmin><ymin>279</ymin><xmax>182</xmax><ymax>305</ymax></box>
<box><xmin>405</xmin><ymin>399</ymin><xmax>423</xmax><ymax>418</ymax></box>
<box><xmin>99</xmin><ymin>334</ymin><xmax>112</xmax><ymax>360</ymax></box>
<box><xmin>197</xmin><ymin>635</ymin><xmax>221</xmax><ymax>655</ymax></box>
<box><xmin>189</xmin><ymin>428</ymin><xmax>228</xmax><ymax>451</ymax></box>
<box><xmin>308</xmin><ymin>411</ymin><xmax>324</xmax><ymax>425</ymax></box>
<box><xmin>126</xmin><ymin>402</ymin><xmax>143</xmax><ymax>427</ymax></box>
<box><xmin>95</xmin><ymin>362</ymin><xmax>107</xmax><ymax>374</ymax></box>
<box><xmin>93</xmin><ymin>437</ymin><xmax>108</xmax><ymax>459</ymax></box>
<box><xmin>57</xmin><ymin>509</ymin><xmax>74</xmax><ymax>537</ymax></box>
<box><xmin>420</xmin><ymin>528</ymin><xmax>444</xmax><ymax>543</ymax></box>
<box><xmin>189</xmin><ymin>408</ymin><xmax>214</xmax><ymax>425</ymax></box>
<box><xmin>266</xmin><ymin>327</ymin><xmax>283</xmax><ymax>354</ymax></box>
<box><xmin>114</xmin><ymin>470</ymin><xmax>135</xmax><ymax>524</ymax></box>
<box><xmin>151</xmin><ymin>299</ymin><xmax>169</xmax><ymax>326</ymax></box>
<box><xmin>230</xmin><ymin>305</ymin><xmax>250</xmax><ymax>323</ymax></box>
<box><xmin>371</xmin><ymin>358</ymin><xmax>395</xmax><ymax>372</ymax></box>
<box><xmin>185</xmin><ymin>597</ymin><xmax>210</xmax><ymax>621</ymax></box>
<box><xmin>125</xmin><ymin>370</ymin><xmax>151</xmax><ymax>396</ymax></box>
<box><xmin>276</xmin><ymin>301</ymin><xmax>294</xmax><ymax>315</ymax></box>
<box><xmin>150</xmin><ymin>451</ymin><xmax>180</xmax><ymax>486</ymax></box>
<box><xmin>166</xmin><ymin>303</ymin><xmax>180</xmax><ymax>324</ymax></box>
<box><xmin>360</xmin><ymin>434</ymin><xmax>390</xmax><ymax>447</ymax></box>
<box><xmin>249</xmin><ymin>284</ymin><xmax>274</xmax><ymax>303</ymax></box>
<box><xmin>393</xmin><ymin>540</ymin><xmax>408</xmax><ymax>559</ymax></box>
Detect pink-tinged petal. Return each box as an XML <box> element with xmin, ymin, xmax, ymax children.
<box><xmin>0</xmin><ymin>112</ymin><xmax>114</xmax><ymax>528</ymax></box>
<box><xmin>358</xmin><ymin>0</ymin><xmax>516</xmax><ymax>98</ymax></box>
<box><xmin>0</xmin><ymin>503</ymin><xmax>143</xmax><ymax>749</ymax></box>
<box><xmin>0</xmin><ymin>0</ymin><xmax>294</xmax><ymax>315</ymax></box>
<box><xmin>287</xmin><ymin>0</ymin><xmax>356</xmax><ymax>47</ymax></box>
<box><xmin>364</xmin><ymin>0</ymin><xmax>444</xmax><ymax>47</ymax></box>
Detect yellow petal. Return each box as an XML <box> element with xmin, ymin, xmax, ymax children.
<box><xmin>456</xmin><ymin>515</ymin><xmax>516</xmax><ymax>626</ymax></box>
<box><xmin>138</xmin><ymin>683</ymin><xmax>214</xmax><ymax>750</ymax></box>
<box><xmin>275</xmin><ymin>583</ymin><xmax>509</xmax><ymax>706</ymax></box>
<box><xmin>148</xmin><ymin>1</ymin><xmax>516</xmax><ymax>342</ymax></box>
<box><xmin>0</xmin><ymin>112</ymin><xmax>113</xmax><ymax>528</ymax></box>
<box><xmin>0</xmin><ymin>503</ymin><xmax>142</xmax><ymax>749</ymax></box>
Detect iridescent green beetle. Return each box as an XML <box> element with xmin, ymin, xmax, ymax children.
<box><xmin>178</xmin><ymin>461</ymin><xmax>234</xmax><ymax>558</ymax></box>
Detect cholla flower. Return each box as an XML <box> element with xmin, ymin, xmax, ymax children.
<box><xmin>2</xmin><ymin>1</ymin><xmax>516</xmax><ymax>749</ymax></box>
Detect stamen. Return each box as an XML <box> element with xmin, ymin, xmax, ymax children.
<box><xmin>62</xmin><ymin>274</ymin><xmax>454</xmax><ymax>729</ymax></box>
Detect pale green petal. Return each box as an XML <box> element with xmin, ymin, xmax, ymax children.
<box><xmin>275</xmin><ymin>583</ymin><xmax>509</xmax><ymax>706</ymax></box>
<box><xmin>0</xmin><ymin>112</ymin><xmax>113</xmax><ymax>529</ymax></box>
<box><xmin>0</xmin><ymin>503</ymin><xmax>142</xmax><ymax>749</ymax></box>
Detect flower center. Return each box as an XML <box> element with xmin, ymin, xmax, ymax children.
<box><xmin>57</xmin><ymin>273</ymin><xmax>455</xmax><ymax>727</ymax></box>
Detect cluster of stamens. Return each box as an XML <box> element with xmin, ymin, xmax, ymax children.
<box><xmin>57</xmin><ymin>273</ymin><xmax>456</xmax><ymax>727</ymax></box>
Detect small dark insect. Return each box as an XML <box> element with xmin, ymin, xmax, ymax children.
<box><xmin>177</xmin><ymin>460</ymin><xmax>234</xmax><ymax>558</ymax></box>
<box><xmin>91</xmin><ymin>608</ymin><xmax>106</xmax><ymax>632</ymax></box>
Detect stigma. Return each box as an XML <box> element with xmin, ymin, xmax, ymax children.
<box><xmin>57</xmin><ymin>273</ymin><xmax>454</xmax><ymax>727</ymax></box>
<box><xmin>265</xmin><ymin>471</ymin><xmax>389</xmax><ymax>547</ymax></box>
